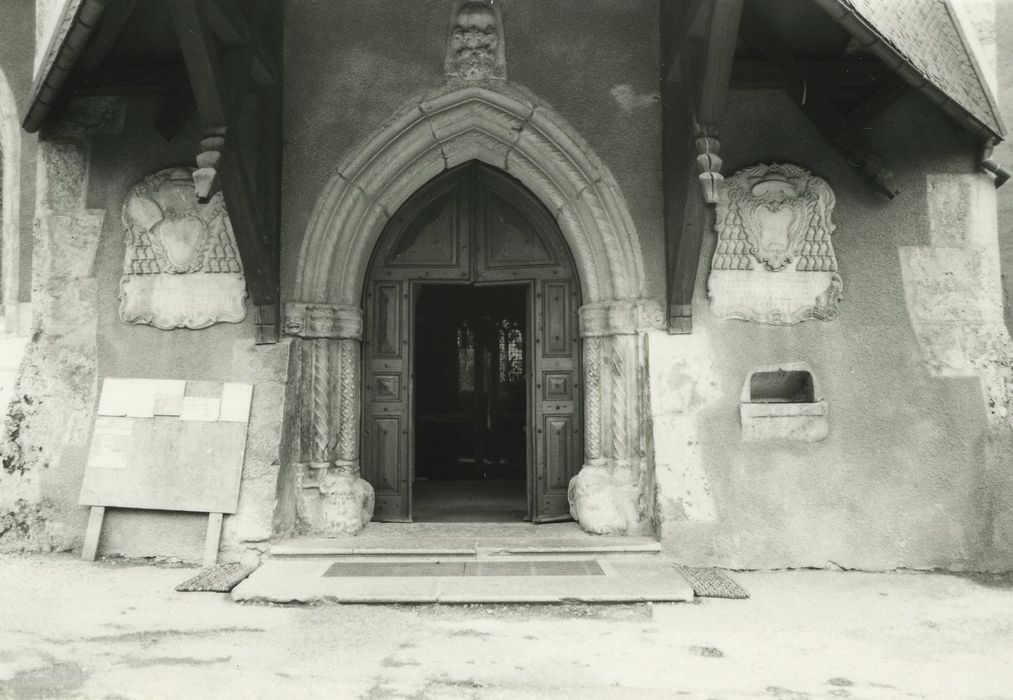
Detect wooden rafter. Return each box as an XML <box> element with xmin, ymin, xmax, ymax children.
<box><xmin>203</xmin><ymin>0</ymin><xmax>280</xmax><ymax>87</ymax></box>
<box><xmin>731</xmin><ymin>59</ymin><xmax>894</xmax><ymax>89</ymax></box>
<box><xmin>169</xmin><ymin>0</ymin><xmax>282</xmax><ymax>341</ymax></box>
<box><xmin>76</xmin><ymin>0</ymin><xmax>138</xmax><ymax>74</ymax></box>
<box><xmin>738</xmin><ymin>0</ymin><xmax>898</xmax><ymax>198</ymax></box>
<box><xmin>661</xmin><ymin>0</ymin><xmax>742</xmax><ymax>334</ymax></box>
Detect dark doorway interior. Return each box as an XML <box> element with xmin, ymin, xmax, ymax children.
<box><xmin>413</xmin><ymin>284</ymin><xmax>528</xmax><ymax>522</ymax></box>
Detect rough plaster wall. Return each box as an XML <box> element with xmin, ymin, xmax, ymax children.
<box><xmin>655</xmin><ymin>88</ymin><xmax>1006</xmax><ymax>571</ymax></box>
<box><xmin>2</xmin><ymin>133</ymin><xmax>102</xmax><ymax>546</ymax></box>
<box><xmin>281</xmin><ymin>0</ymin><xmax>663</xmax><ymax>305</ymax></box>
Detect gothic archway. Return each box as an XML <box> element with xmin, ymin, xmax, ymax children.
<box><xmin>285</xmin><ymin>81</ymin><xmax>661</xmax><ymax>536</ymax></box>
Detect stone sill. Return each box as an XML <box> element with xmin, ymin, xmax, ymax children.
<box><xmin>740</xmin><ymin>401</ymin><xmax>829</xmax><ymax>442</ymax></box>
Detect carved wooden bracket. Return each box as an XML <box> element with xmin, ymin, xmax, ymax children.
<box><xmin>694</xmin><ymin>135</ymin><xmax>723</xmax><ymax>205</ymax></box>
<box><xmin>194</xmin><ymin>132</ymin><xmax>225</xmax><ymax>201</ymax></box>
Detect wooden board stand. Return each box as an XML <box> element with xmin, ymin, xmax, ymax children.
<box><xmin>82</xmin><ymin>506</ymin><xmax>224</xmax><ymax>569</ymax></box>
<box><xmin>79</xmin><ymin>378</ymin><xmax>252</xmax><ymax>567</ymax></box>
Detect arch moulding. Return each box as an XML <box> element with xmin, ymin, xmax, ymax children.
<box><xmin>285</xmin><ymin>81</ymin><xmax>662</xmax><ymax>537</ymax></box>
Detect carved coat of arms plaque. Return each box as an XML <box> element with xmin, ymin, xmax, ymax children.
<box><xmin>708</xmin><ymin>163</ymin><xmax>842</xmax><ymax>325</ymax></box>
<box><xmin>119</xmin><ymin>167</ymin><xmax>246</xmax><ymax>330</ymax></box>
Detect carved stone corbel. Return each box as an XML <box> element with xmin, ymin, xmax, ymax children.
<box><xmin>288</xmin><ymin>302</ymin><xmax>374</xmax><ymax>535</ymax></box>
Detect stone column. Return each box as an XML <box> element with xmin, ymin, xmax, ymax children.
<box><xmin>284</xmin><ymin>303</ymin><xmax>375</xmax><ymax>535</ymax></box>
<box><xmin>568</xmin><ymin>299</ymin><xmax>662</xmax><ymax>535</ymax></box>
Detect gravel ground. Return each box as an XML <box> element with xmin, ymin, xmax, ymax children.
<box><xmin>1</xmin><ymin>553</ymin><xmax>1012</xmax><ymax>699</ymax></box>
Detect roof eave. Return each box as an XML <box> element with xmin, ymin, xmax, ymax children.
<box><xmin>810</xmin><ymin>0</ymin><xmax>1005</xmax><ymax>145</ymax></box>
<box><xmin>22</xmin><ymin>0</ymin><xmax>107</xmax><ymax>134</ymax></box>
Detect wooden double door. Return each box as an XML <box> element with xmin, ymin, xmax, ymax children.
<box><xmin>361</xmin><ymin>162</ymin><xmax>582</xmax><ymax>522</ymax></box>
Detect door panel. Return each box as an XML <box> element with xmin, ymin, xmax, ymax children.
<box><xmin>363</xmin><ymin>162</ymin><xmax>581</xmax><ymax>522</ymax></box>
<box><xmin>542</xmin><ymin>281</ymin><xmax>572</xmax><ymax>357</ymax></box>
<box><xmin>532</xmin><ymin>278</ymin><xmax>581</xmax><ymax>521</ymax></box>
<box><xmin>373</xmin><ymin>283</ymin><xmax>401</xmax><ymax>357</ymax></box>
<box><xmin>363</xmin><ymin>279</ymin><xmax>411</xmax><ymax>520</ymax></box>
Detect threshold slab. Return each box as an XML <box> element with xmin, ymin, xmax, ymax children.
<box><xmin>231</xmin><ymin>556</ymin><xmax>693</xmax><ymax>604</ymax></box>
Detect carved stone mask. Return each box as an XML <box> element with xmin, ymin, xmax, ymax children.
<box><xmin>451</xmin><ymin>2</ymin><xmax>498</xmax><ymax>80</ymax></box>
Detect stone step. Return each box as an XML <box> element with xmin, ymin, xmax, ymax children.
<box><xmin>270</xmin><ymin>533</ymin><xmax>662</xmax><ymax>559</ymax></box>
<box><xmin>269</xmin><ymin>522</ymin><xmax>660</xmax><ymax>559</ymax></box>
<box><xmin>231</xmin><ymin>556</ymin><xmax>693</xmax><ymax>604</ymax></box>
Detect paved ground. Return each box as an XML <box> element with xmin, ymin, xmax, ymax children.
<box><xmin>1</xmin><ymin>553</ymin><xmax>1012</xmax><ymax>699</ymax></box>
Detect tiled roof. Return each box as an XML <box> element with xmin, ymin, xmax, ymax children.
<box><xmin>834</xmin><ymin>0</ymin><xmax>1004</xmax><ymax>139</ymax></box>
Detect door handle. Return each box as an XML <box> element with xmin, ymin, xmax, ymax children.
<box><xmin>485</xmin><ymin>398</ymin><xmax>492</xmax><ymax>431</ymax></box>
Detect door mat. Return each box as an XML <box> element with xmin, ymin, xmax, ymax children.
<box><xmin>176</xmin><ymin>562</ymin><xmax>258</xmax><ymax>592</ymax></box>
<box><xmin>323</xmin><ymin>560</ymin><xmax>605</xmax><ymax>577</ymax></box>
<box><xmin>675</xmin><ymin>565</ymin><xmax>749</xmax><ymax>599</ymax></box>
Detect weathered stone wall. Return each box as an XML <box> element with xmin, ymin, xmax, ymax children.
<box><xmin>0</xmin><ymin>0</ymin><xmax>45</xmax><ymax>548</ymax></box>
<box><xmin>6</xmin><ymin>95</ymin><xmax>291</xmax><ymax>562</ymax></box>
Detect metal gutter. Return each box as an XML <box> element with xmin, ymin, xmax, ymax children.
<box><xmin>22</xmin><ymin>0</ymin><xmax>108</xmax><ymax>134</ymax></box>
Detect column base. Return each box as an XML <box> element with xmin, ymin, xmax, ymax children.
<box><xmin>298</xmin><ymin>464</ymin><xmax>375</xmax><ymax>536</ymax></box>
<box><xmin>567</xmin><ymin>461</ymin><xmax>642</xmax><ymax>535</ymax></box>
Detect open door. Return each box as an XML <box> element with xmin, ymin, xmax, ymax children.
<box><xmin>361</xmin><ymin>161</ymin><xmax>581</xmax><ymax>522</ymax></box>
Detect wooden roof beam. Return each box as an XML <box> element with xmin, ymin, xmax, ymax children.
<box><xmin>661</xmin><ymin>0</ymin><xmax>709</xmax><ymax>86</ymax></box>
<box><xmin>169</xmin><ymin>0</ymin><xmax>279</xmax><ymax>312</ymax></box>
<box><xmin>731</xmin><ymin>58</ymin><xmax>894</xmax><ymax>89</ymax></box>
<box><xmin>204</xmin><ymin>0</ymin><xmax>280</xmax><ymax>86</ymax></box>
<box><xmin>77</xmin><ymin>0</ymin><xmax>137</xmax><ymax>74</ymax></box>
<box><xmin>738</xmin><ymin>0</ymin><xmax>898</xmax><ymax>199</ymax></box>
<box><xmin>661</xmin><ymin>0</ymin><xmax>742</xmax><ymax>334</ymax></box>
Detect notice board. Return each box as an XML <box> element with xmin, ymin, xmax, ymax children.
<box><xmin>79</xmin><ymin>378</ymin><xmax>253</xmax><ymax>514</ymax></box>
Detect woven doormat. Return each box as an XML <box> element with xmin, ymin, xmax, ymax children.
<box><xmin>675</xmin><ymin>565</ymin><xmax>749</xmax><ymax>599</ymax></box>
<box><xmin>176</xmin><ymin>562</ymin><xmax>258</xmax><ymax>593</ymax></box>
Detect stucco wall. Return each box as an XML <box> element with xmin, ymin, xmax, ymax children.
<box><xmin>656</xmin><ymin>87</ymin><xmax>1006</xmax><ymax>570</ymax></box>
<box><xmin>281</xmin><ymin>0</ymin><xmax>664</xmax><ymax>305</ymax></box>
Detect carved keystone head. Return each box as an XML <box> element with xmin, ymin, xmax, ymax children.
<box><xmin>446</xmin><ymin>0</ymin><xmax>505</xmax><ymax>81</ymax></box>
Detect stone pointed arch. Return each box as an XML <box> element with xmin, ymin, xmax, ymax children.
<box><xmin>294</xmin><ymin>82</ymin><xmax>645</xmax><ymax>307</ymax></box>
<box><xmin>0</xmin><ymin>66</ymin><xmax>21</xmax><ymax>328</ymax></box>
<box><xmin>286</xmin><ymin>82</ymin><xmax>661</xmax><ymax>538</ymax></box>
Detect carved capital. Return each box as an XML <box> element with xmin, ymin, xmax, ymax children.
<box><xmin>578</xmin><ymin>299</ymin><xmax>664</xmax><ymax>337</ymax></box>
<box><xmin>285</xmin><ymin>303</ymin><xmax>363</xmax><ymax>339</ymax></box>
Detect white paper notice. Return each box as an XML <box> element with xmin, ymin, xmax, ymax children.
<box><xmin>180</xmin><ymin>396</ymin><xmax>221</xmax><ymax>422</ymax></box>
<box><xmin>219</xmin><ymin>383</ymin><xmax>253</xmax><ymax>423</ymax></box>
<box><xmin>87</xmin><ymin>417</ymin><xmax>135</xmax><ymax>469</ymax></box>
<box><xmin>97</xmin><ymin>378</ymin><xmax>132</xmax><ymax>416</ymax></box>
<box><xmin>152</xmin><ymin>379</ymin><xmax>186</xmax><ymax>416</ymax></box>
<box><xmin>123</xmin><ymin>381</ymin><xmax>155</xmax><ymax>418</ymax></box>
